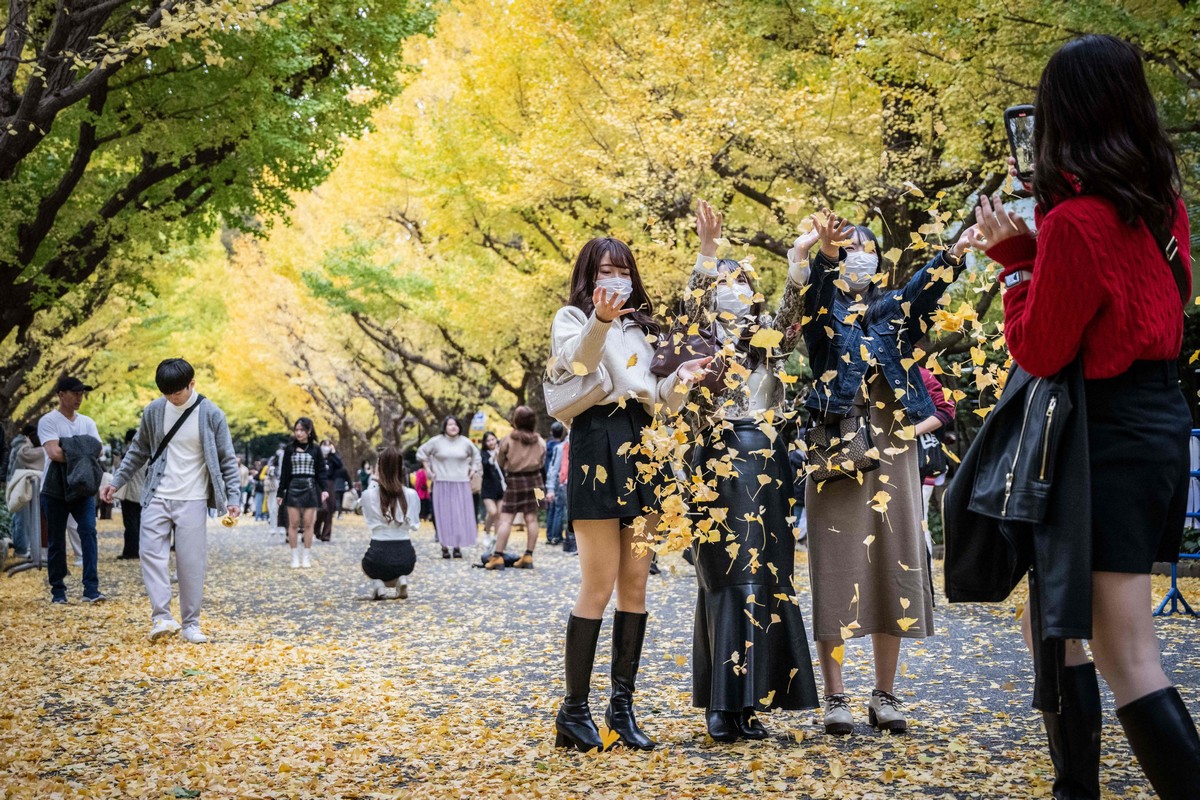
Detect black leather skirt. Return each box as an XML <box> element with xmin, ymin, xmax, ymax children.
<box><xmin>689</xmin><ymin>419</ymin><xmax>819</xmax><ymax>712</ymax></box>
<box><xmin>284</xmin><ymin>476</ymin><xmax>322</xmax><ymax>510</ymax></box>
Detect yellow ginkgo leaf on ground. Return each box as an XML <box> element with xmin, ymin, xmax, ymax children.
<box><xmin>829</xmin><ymin>758</ymin><xmax>844</xmax><ymax>780</ymax></box>
<box><xmin>748</xmin><ymin>328</ymin><xmax>783</xmax><ymax>350</ymax></box>
<box><xmin>598</xmin><ymin>726</ymin><xmax>620</xmax><ymax>751</ymax></box>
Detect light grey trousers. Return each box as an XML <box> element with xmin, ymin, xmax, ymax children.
<box><xmin>141</xmin><ymin>498</ymin><xmax>209</xmax><ymax>627</ymax></box>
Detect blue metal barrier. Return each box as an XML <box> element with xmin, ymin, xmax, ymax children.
<box><xmin>1153</xmin><ymin>428</ymin><xmax>1200</xmax><ymax>617</ymax></box>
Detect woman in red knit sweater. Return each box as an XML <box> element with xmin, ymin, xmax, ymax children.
<box><xmin>974</xmin><ymin>35</ymin><xmax>1200</xmax><ymax>800</ymax></box>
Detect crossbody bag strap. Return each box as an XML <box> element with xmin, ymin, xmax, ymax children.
<box><xmin>1152</xmin><ymin>217</ymin><xmax>1189</xmax><ymax>306</ymax></box>
<box><xmin>147</xmin><ymin>394</ymin><xmax>205</xmax><ymax>468</ymax></box>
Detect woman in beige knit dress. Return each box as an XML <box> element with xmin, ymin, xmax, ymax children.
<box><xmin>798</xmin><ymin>213</ymin><xmax>974</xmax><ymax>735</ymax></box>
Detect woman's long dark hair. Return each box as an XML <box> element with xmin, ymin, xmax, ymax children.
<box><xmin>1033</xmin><ymin>35</ymin><xmax>1183</xmax><ymax>288</ymax></box>
<box><xmin>713</xmin><ymin>258</ymin><xmax>768</xmax><ymax>372</ymax></box>
<box><xmin>292</xmin><ymin>417</ymin><xmax>317</xmax><ymax>447</ymax></box>
<box><xmin>375</xmin><ymin>446</ymin><xmax>409</xmax><ymax>525</ymax></box>
<box><xmin>567</xmin><ymin>237</ymin><xmax>660</xmax><ymax>336</ymax></box>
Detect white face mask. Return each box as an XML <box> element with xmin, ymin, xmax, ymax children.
<box><xmin>842</xmin><ymin>251</ymin><xmax>879</xmax><ymax>291</ymax></box>
<box><xmin>320</xmin><ymin>445</ymin><xmax>332</xmax><ymax>456</ymax></box>
<box><xmin>714</xmin><ymin>285</ymin><xmax>753</xmax><ymax>322</ymax></box>
<box><xmin>595</xmin><ymin>276</ymin><xmax>633</xmax><ymax>304</ymax></box>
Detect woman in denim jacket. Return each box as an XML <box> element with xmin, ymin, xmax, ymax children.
<box><xmin>799</xmin><ymin>211</ymin><xmax>972</xmax><ymax>735</ymax></box>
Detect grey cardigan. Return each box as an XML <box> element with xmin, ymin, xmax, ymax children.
<box><xmin>111</xmin><ymin>396</ymin><xmax>241</xmax><ymax>511</ymax></box>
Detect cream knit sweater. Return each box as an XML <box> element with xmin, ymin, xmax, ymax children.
<box><xmin>550</xmin><ymin>306</ymin><xmax>686</xmax><ymax>416</ymax></box>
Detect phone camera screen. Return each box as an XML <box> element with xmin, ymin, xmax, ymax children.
<box><xmin>1008</xmin><ymin>114</ymin><xmax>1035</xmax><ymax>176</ymax></box>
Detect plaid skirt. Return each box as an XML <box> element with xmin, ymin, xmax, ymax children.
<box><xmin>501</xmin><ymin>470</ymin><xmax>544</xmax><ymax>514</ymax></box>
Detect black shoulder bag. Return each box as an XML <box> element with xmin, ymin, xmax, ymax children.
<box><xmin>146</xmin><ymin>395</ymin><xmax>205</xmax><ymax>473</ymax></box>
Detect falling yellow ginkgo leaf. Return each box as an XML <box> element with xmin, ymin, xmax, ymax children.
<box><xmin>831</xmin><ymin>645</ymin><xmax>845</xmax><ymax>665</ymax></box>
<box><xmin>748</xmin><ymin>328</ymin><xmax>783</xmax><ymax>349</ymax></box>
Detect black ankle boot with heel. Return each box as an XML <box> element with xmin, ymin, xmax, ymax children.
<box><xmin>605</xmin><ymin>610</ymin><xmax>656</xmax><ymax>750</ymax></box>
<box><xmin>555</xmin><ymin>614</ymin><xmax>604</xmax><ymax>752</ymax></box>
<box><xmin>1117</xmin><ymin>685</ymin><xmax>1200</xmax><ymax>800</ymax></box>
<box><xmin>1042</xmin><ymin>662</ymin><xmax>1102</xmax><ymax>799</ymax></box>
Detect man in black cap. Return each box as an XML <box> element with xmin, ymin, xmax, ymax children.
<box><xmin>38</xmin><ymin>376</ymin><xmax>104</xmax><ymax>604</ymax></box>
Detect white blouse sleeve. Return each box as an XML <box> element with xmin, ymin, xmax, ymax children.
<box><xmin>405</xmin><ymin>487</ymin><xmax>421</xmax><ymax>531</ymax></box>
<box><xmin>361</xmin><ymin>487</ymin><xmax>386</xmax><ymax>538</ymax></box>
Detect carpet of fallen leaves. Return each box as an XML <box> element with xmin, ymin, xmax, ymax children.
<box><xmin>1</xmin><ymin>515</ymin><xmax>1196</xmax><ymax>799</ymax></box>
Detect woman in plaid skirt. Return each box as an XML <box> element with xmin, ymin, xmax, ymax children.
<box><xmin>485</xmin><ymin>406</ymin><xmax>546</xmax><ymax>570</ymax></box>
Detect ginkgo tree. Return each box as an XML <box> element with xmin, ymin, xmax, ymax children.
<box><xmin>0</xmin><ymin>0</ymin><xmax>437</xmax><ymax>421</ymax></box>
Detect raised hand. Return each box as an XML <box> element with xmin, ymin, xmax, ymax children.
<box><xmin>697</xmin><ymin>199</ymin><xmax>724</xmax><ymax>258</ymax></box>
<box><xmin>971</xmin><ymin>195</ymin><xmax>1030</xmax><ymax>251</ymax></box>
<box><xmin>1007</xmin><ymin>156</ymin><xmax>1032</xmax><ymax>194</ymax></box>
<box><xmin>593</xmin><ymin>286</ymin><xmax>634</xmax><ymax>323</ymax></box>
<box><xmin>814</xmin><ymin>210</ymin><xmax>856</xmax><ymax>259</ymax></box>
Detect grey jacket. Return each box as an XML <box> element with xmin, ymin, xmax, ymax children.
<box><xmin>111</xmin><ymin>396</ymin><xmax>241</xmax><ymax>511</ymax></box>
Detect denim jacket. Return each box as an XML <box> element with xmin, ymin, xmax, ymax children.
<box><xmin>802</xmin><ymin>249</ymin><xmax>966</xmax><ymax>423</ymax></box>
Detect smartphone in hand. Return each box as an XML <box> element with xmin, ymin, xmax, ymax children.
<box><xmin>1004</xmin><ymin>104</ymin><xmax>1036</xmax><ymax>184</ymax></box>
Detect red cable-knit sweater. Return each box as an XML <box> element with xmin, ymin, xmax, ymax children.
<box><xmin>986</xmin><ymin>196</ymin><xmax>1192</xmax><ymax>379</ymax></box>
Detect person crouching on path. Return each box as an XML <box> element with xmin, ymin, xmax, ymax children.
<box><xmin>102</xmin><ymin>359</ymin><xmax>241</xmax><ymax>642</ymax></box>
<box><xmin>278</xmin><ymin>418</ymin><xmax>328</xmax><ymax>569</ymax></box>
<box><xmin>360</xmin><ymin>447</ymin><xmax>420</xmax><ymax>600</ymax></box>
<box><xmin>485</xmin><ymin>406</ymin><xmax>546</xmax><ymax>570</ymax></box>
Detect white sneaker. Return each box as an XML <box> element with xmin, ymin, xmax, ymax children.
<box><xmin>369</xmin><ymin>579</ymin><xmax>386</xmax><ymax>600</ymax></box>
<box><xmin>824</xmin><ymin>693</ymin><xmax>853</xmax><ymax>735</ymax></box>
<box><xmin>381</xmin><ymin>586</ymin><xmax>398</xmax><ymax>599</ymax></box>
<box><xmin>868</xmin><ymin>690</ymin><xmax>907</xmax><ymax>732</ymax></box>
<box><xmin>300</xmin><ymin>549</ymin><xmax>312</xmax><ymax>569</ymax></box>
<box><xmin>181</xmin><ymin>626</ymin><xmax>209</xmax><ymax>644</ymax></box>
<box><xmin>148</xmin><ymin>619</ymin><xmax>181</xmax><ymax>642</ymax></box>
<box><xmin>73</xmin><ymin>557</ymin><xmax>84</xmax><ymax>567</ymax></box>
<box><xmin>290</xmin><ymin>549</ymin><xmax>301</xmax><ymax>569</ymax></box>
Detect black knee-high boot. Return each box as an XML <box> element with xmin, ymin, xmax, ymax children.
<box><xmin>555</xmin><ymin>615</ymin><xmax>604</xmax><ymax>752</ymax></box>
<box><xmin>1042</xmin><ymin>663</ymin><xmax>1101</xmax><ymax>799</ymax></box>
<box><xmin>1117</xmin><ymin>686</ymin><xmax>1200</xmax><ymax>800</ymax></box>
<box><xmin>605</xmin><ymin>610</ymin><xmax>656</xmax><ymax>750</ymax></box>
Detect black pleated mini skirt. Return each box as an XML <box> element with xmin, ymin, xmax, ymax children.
<box><xmin>1087</xmin><ymin>360</ymin><xmax>1191</xmax><ymax>573</ymax></box>
<box><xmin>566</xmin><ymin>402</ymin><xmax>668</xmax><ymax>526</ymax></box>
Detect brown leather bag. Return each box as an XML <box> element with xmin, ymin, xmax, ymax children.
<box><xmin>649</xmin><ymin>321</ymin><xmax>727</xmax><ymax>394</ymax></box>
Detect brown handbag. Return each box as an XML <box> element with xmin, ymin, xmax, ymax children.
<box><xmin>804</xmin><ymin>415</ymin><xmax>880</xmax><ymax>483</ymax></box>
<box><xmin>650</xmin><ymin>321</ymin><xmax>727</xmax><ymax>393</ymax></box>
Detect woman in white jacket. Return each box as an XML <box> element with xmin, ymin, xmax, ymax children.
<box><xmin>549</xmin><ymin>236</ymin><xmax>710</xmax><ymax>752</ymax></box>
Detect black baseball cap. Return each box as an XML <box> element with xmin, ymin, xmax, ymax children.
<box><xmin>54</xmin><ymin>376</ymin><xmax>94</xmax><ymax>393</ymax></box>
